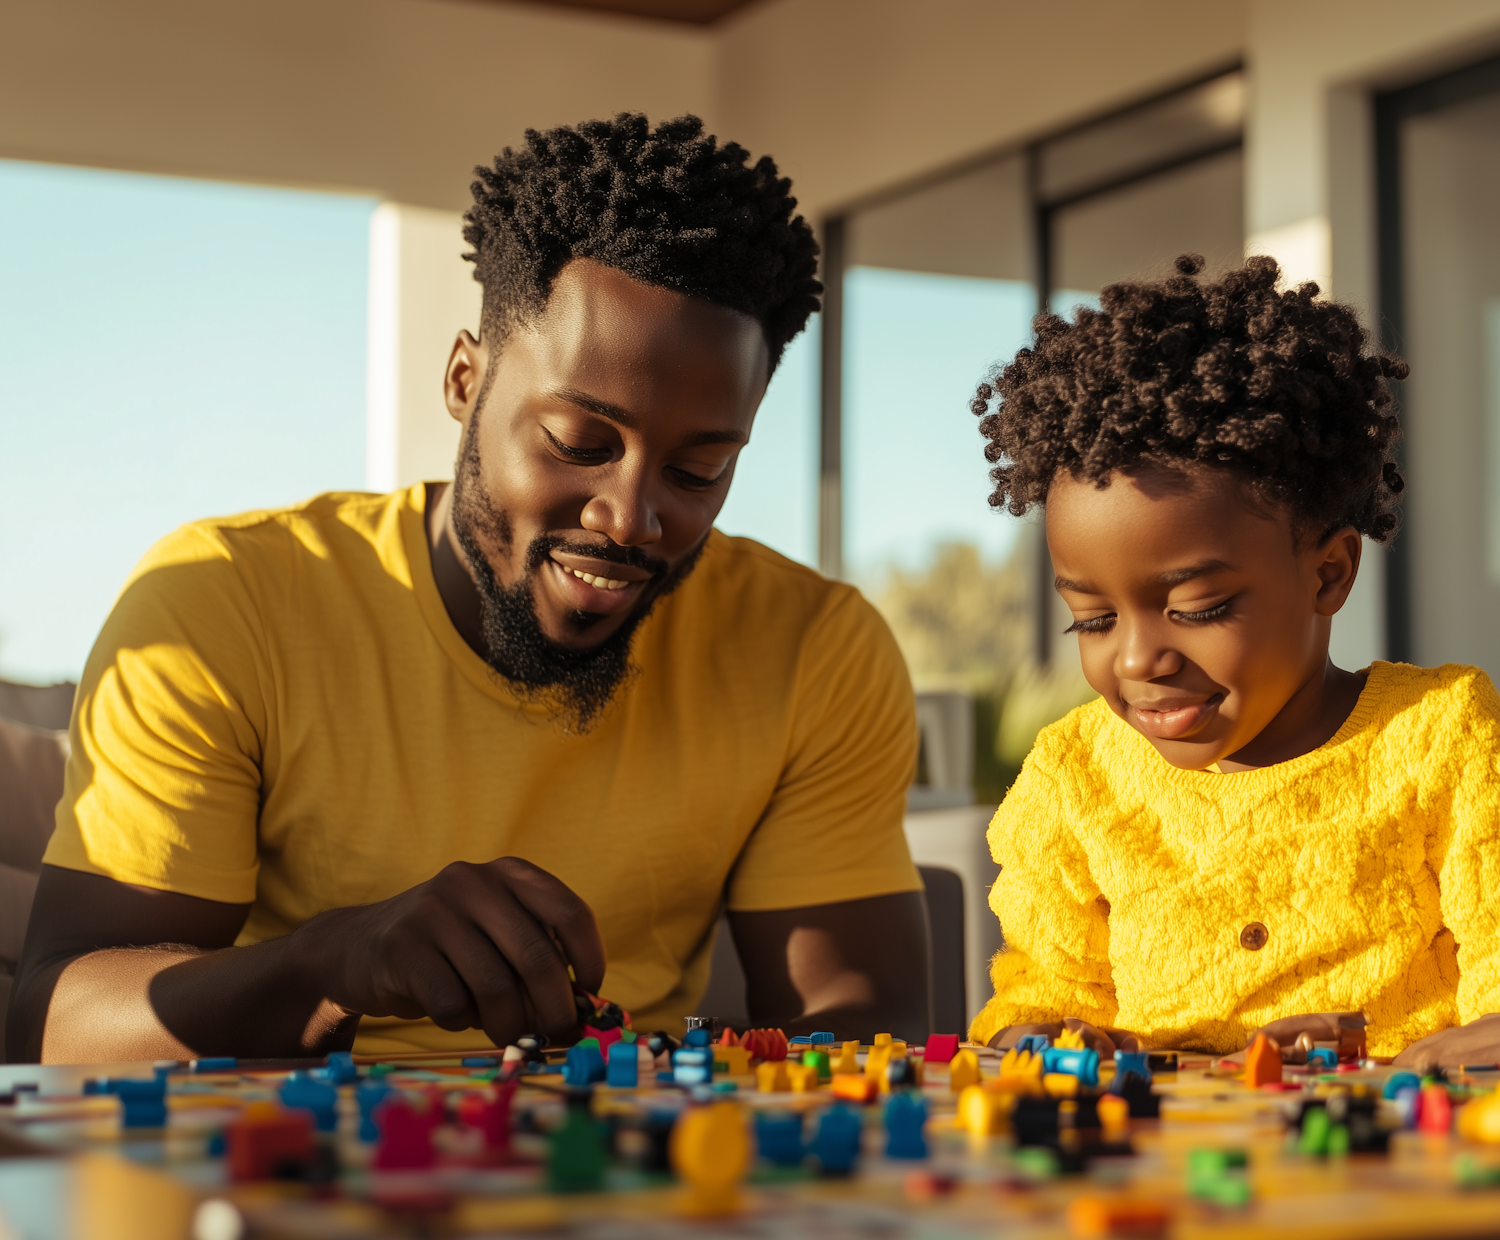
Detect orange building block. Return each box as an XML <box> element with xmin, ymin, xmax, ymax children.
<box><xmin>1244</xmin><ymin>1033</ymin><xmax>1282</xmax><ymax>1088</ymax></box>
<box><xmin>831</xmin><ymin>1074</ymin><xmax>879</xmax><ymax>1104</ymax></box>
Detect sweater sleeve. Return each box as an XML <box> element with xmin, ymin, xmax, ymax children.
<box><xmin>968</xmin><ymin>738</ymin><xmax>1117</xmax><ymax>1045</ymax></box>
<box><xmin>1435</xmin><ymin>670</ymin><xmax>1500</xmax><ymax>1023</ymax></box>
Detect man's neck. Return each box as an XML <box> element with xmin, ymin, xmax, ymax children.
<box><xmin>424</xmin><ymin>482</ymin><xmax>487</xmax><ymax>659</ymax></box>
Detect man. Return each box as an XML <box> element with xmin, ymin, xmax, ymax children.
<box><xmin>7</xmin><ymin>114</ymin><xmax>929</xmax><ymax>1064</ymax></box>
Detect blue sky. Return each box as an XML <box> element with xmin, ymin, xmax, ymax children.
<box><xmin>0</xmin><ymin>160</ymin><xmax>375</xmax><ymax>683</ymax></box>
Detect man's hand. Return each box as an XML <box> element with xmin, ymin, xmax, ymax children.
<box><xmin>1253</xmin><ymin>1012</ymin><xmax>1366</xmax><ymax>1061</ymax></box>
<box><xmin>1393</xmin><ymin>1014</ymin><xmax>1500</xmax><ymax>1070</ymax></box>
<box><xmin>987</xmin><ymin>1017</ymin><xmax>1140</xmax><ymax>1056</ymax></box>
<box><xmin>299</xmin><ymin>857</ymin><xmax>606</xmax><ymax>1050</ymax></box>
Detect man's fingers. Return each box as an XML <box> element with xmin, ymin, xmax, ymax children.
<box><xmin>436</xmin><ymin>923</ymin><xmax>529</xmax><ymax>1045</ymax></box>
<box><xmin>401</xmin><ymin>949</ymin><xmax>480</xmax><ymax>1033</ymax></box>
<box><xmin>491</xmin><ymin>857</ymin><xmax>607</xmax><ymax>994</ymax></box>
<box><xmin>454</xmin><ymin>872</ymin><xmax>579</xmax><ymax>1037</ymax></box>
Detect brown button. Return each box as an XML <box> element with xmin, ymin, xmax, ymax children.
<box><xmin>1240</xmin><ymin>922</ymin><xmax>1269</xmax><ymax>951</ymax></box>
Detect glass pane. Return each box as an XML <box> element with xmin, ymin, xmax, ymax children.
<box><xmin>713</xmin><ymin>317</ymin><xmax>819</xmax><ymax>567</ymax></box>
<box><xmin>0</xmin><ymin>160</ymin><xmax>375</xmax><ymax>683</ymax></box>
<box><xmin>1040</xmin><ymin>71</ymin><xmax>1244</xmax><ymax>202</ymax></box>
<box><xmin>1400</xmin><ymin>89</ymin><xmax>1500</xmax><ymax>673</ymax></box>
<box><xmin>1051</xmin><ymin>146</ymin><xmax>1245</xmax><ymax>303</ymax></box>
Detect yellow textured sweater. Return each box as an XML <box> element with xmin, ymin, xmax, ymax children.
<box><xmin>969</xmin><ymin>662</ymin><xmax>1500</xmax><ymax>1057</ymax></box>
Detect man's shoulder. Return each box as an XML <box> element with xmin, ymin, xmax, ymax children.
<box><xmin>147</xmin><ymin>490</ymin><xmax>405</xmax><ymax>565</ymax></box>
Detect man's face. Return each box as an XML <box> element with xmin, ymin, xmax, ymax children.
<box><xmin>1046</xmin><ymin>465</ymin><xmax>1356</xmax><ymax>770</ymax></box>
<box><xmin>445</xmin><ymin>257</ymin><xmax>770</xmax><ymax>653</ymax></box>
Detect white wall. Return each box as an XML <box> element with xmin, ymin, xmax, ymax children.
<box><xmin>1246</xmin><ymin>0</ymin><xmax>1500</xmax><ymax>668</ymax></box>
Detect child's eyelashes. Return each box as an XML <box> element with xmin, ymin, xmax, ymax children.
<box><xmin>1062</xmin><ymin>599</ymin><xmax>1234</xmax><ymax>634</ymax></box>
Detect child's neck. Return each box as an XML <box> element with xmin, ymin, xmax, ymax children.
<box><xmin>1216</xmin><ymin>659</ymin><xmax>1368</xmax><ymax>773</ymax></box>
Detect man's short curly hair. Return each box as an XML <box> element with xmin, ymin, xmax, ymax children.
<box><xmin>970</xmin><ymin>254</ymin><xmax>1409</xmax><ymax>543</ymax></box>
<box><xmin>463</xmin><ymin>113</ymin><xmax>821</xmax><ymax>370</ymax></box>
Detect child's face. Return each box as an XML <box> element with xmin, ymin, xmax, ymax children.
<box><xmin>1045</xmin><ymin>464</ymin><xmax>1361</xmax><ymax>770</ymax></box>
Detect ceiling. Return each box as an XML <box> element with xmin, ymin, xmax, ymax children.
<box><xmin>504</xmin><ymin>0</ymin><xmax>760</xmax><ymax>23</ymax></box>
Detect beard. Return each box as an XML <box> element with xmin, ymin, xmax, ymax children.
<box><xmin>449</xmin><ymin>418</ymin><xmax>705</xmax><ymax>733</ymax></box>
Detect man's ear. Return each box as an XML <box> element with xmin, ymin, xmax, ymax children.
<box><xmin>444</xmin><ymin>331</ymin><xmax>486</xmax><ymax>424</ymax></box>
<box><xmin>1312</xmin><ymin>526</ymin><xmax>1362</xmax><ymax>616</ymax></box>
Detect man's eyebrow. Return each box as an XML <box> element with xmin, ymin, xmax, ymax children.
<box><xmin>548</xmin><ymin>386</ymin><xmax>748</xmax><ymax>447</ymax></box>
<box><xmin>1054</xmin><ymin>559</ymin><xmax>1234</xmax><ymax>593</ymax></box>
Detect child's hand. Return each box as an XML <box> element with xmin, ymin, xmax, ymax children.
<box><xmin>1393</xmin><ymin>1013</ymin><xmax>1500</xmax><ymax>1070</ymax></box>
<box><xmin>1253</xmin><ymin>1012</ymin><xmax>1366</xmax><ymax>1061</ymax></box>
<box><xmin>987</xmin><ymin>1017</ymin><xmax>1140</xmax><ymax>1056</ymax></box>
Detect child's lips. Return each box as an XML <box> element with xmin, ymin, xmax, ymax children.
<box><xmin>1129</xmin><ymin>693</ymin><xmax>1223</xmax><ymax>740</ymax></box>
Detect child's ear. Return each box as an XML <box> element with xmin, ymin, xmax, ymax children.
<box><xmin>1311</xmin><ymin>526</ymin><xmax>1362</xmax><ymax>616</ymax></box>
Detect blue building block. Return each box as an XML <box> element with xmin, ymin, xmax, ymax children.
<box><xmin>809</xmin><ymin>1032</ymin><xmax>835</xmax><ymax>1045</ymax></box>
<box><xmin>206</xmin><ymin>1129</ymin><xmax>227</xmax><ymax>1157</ymax></box>
<box><xmin>671</xmin><ymin>1048</ymin><xmax>714</xmax><ymax>1086</ymax></box>
<box><xmin>755</xmin><ymin>1112</ymin><xmax>804</xmax><ymax>1167</ymax></box>
<box><xmin>1113</xmin><ymin>1051</ymin><xmax>1150</xmax><ymax>1084</ymax></box>
<box><xmin>356</xmin><ymin>1079</ymin><xmax>393</xmax><ymax>1142</ymax></box>
<box><xmin>1016</xmin><ymin>1034</ymin><xmax>1051</xmax><ymax>1054</ymax></box>
<box><xmin>1383</xmin><ymin>1071</ymin><xmax>1422</xmax><ymax>1100</ymax></box>
<box><xmin>1307</xmin><ymin>1048</ymin><xmax>1337</xmax><ymax>1070</ymax></box>
<box><xmin>1041</xmin><ymin>1047</ymin><xmax>1100</xmax><ymax>1087</ymax></box>
<box><xmin>461</xmin><ymin>1057</ymin><xmax>496</xmax><ymax>1069</ymax></box>
<box><xmin>812</xmin><ymin>1104</ymin><xmax>862</xmax><ymax>1176</ymax></box>
<box><xmin>192</xmin><ymin>1057</ymin><xmax>238</xmax><ymax>1074</ymax></box>
<box><xmin>606</xmin><ymin>1041</ymin><xmax>639</xmax><ymax>1088</ymax></box>
<box><xmin>280</xmin><ymin>1071</ymin><xmax>339</xmax><ymax>1132</ymax></box>
<box><xmin>115</xmin><ymin>1078</ymin><xmax>168</xmax><ymax>1128</ymax></box>
<box><xmin>789</xmin><ymin>1036</ymin><xmax>812</xmax><ymax>1048</ymax></box>
<box><xmin>683</xmin><ymin>1027</ymin><xmax>712</xmax><ymax>1048</ymax></box>
<box><xmin>884</xmin><ymin>1091</ymin><xmax>928</xmax><ymax>1159</ymax></box>
<box><xmin>324</xmin><ymin>1051</ymin><xmax>358</xmax><ymax>1084</ymax></box>
<box><xmin>563</xmin><ymin>1044</ymin><xmax>607</xmax><ymax>1087</ymax></box>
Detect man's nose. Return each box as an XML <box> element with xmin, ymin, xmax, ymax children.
<box><xmin>579</xmin><ymin>465</ymin><xmax>663</xmax><ymax>548</ymax></box>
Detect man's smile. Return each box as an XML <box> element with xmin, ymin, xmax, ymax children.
<box><xmin>545</xmin><ymin>550</ymin><xmax>653</xmax><ymax>617</ymax></box>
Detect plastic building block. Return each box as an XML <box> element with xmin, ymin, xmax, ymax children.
<box><xmin>885</xmin><ymin>1056</ymin><xmax>922</xmax><ymax>1090</ymax></box>
<box><xmin>1113</xmin><ymin>1051</ymin><xmax>1150</xmax><ymax>1084</ymax></box>
<box><xmin>323</xmin><ymin>1051</ymin><xmax>358</xmax><ymax>1084</ymax></box>
<box><xmin>1244</xmin><ymin>1033</ymin><xmax>1282</xmax><ymax>1088</ymax></box>
<box><xmin>227</xmin><ymin>1104</ymin><xmax>314</xmax><ymax>1181</ymax></box>
<box><xmin>809</xmin><ymin>1032</ymin><xmax>835</xmax><ymax>1045</ymax></box>
<box><xmin>548</xmin><ymin>1099</ymin><xmax>607</xmax><ymax>1192</ymax></box>
<box><xmin>872</xmin><ymin>1033</ymin><xmax>894</xmax><ymax>1047</ymax></box>
<box><xmin>755</xmin><ymin>1112</ymin><xmax>804</xmax><ymax>1166</ymax></box>
<box><xmin>356</xmin><ymin>1080</ymin><xmax>393</xmax><ymax>1142</ymax></box>
<box><xmin>1337</xmin><ymin>1024</ymin><xmax>1367</xmax><ymax>1063</ymax></box>
<box><xmin>683</xmin><ymin>1027</ymin><xmax>712</xmax><ymax>1049</ymax></box>
<box><xmin>1418</xmin><ymin>1083</ymin><xmax>1452</xmax><ymax>1135</ymax></box>
<box><xmin>606</xmin><ymin>1041</ymin><xmax>639</xmax><ymax>1088</ymax></box>
<box><xmin>803</xmin><ymin>1050</ymin><xmax>831</xmax><ymax>1082</ymax></box>
<box><xmin>831</xmin><ymin>1041</ymin><xmax>861</xmax><ymax>1075</ymax></box>
<box><xmin>1066</xmin><ymin>1197</ymin><xmax>1170</xmax><ymax>1237</ymax></box>
<box><xmin>786</xmin><ymin>1062</ymin><xmax>821</xmax><ymax>1092</ymax></box>
<box><xmin>280</xmin><ymin>1071</ymin><xmax>339</xmax><ymax>1133</ymax></box>
<box><xmin>671</xmin><ymin>1099</ymin><xmax>751</xmax><ymax>1216</ymax></box>
<box><xmin>717</xmin><ymin>1028</ymin><xmax>740</xmax><ymax>1046</ymax></box>
<box><xmin>1040</xmin><ymin>1046</ymin><xmax>1099</xmax><ymax>1086</ymax></box>
<box><xmin>812</xmin><ymin>1104</ymin><xmax>862</xmax><ymax>1175</ymax></box>
<box><xmin>740</xmin><ymin>1029</ymin><xmax>789</xmax><ymax>1062</ymax></box>
<box><xmin>115</xmin><ymin>1078</ymin><xmax>168</xmax><ymax>1128</ymax></box>
<box><xmin>864</xmin><ymin>1044</ymin><xmax>892</xmax><ymax>1081</ymax></box>
<box><xmin>1097</xmin><ymin>1093</ymin><xmax>1130</xmax><ymax>1140</ymax></box>
<box><xmin>883</xmin><ymin>1091</ymin><xmax>928</xmax><ymax>1159</ymax></box>
<box><xmin>1383</xmin><ymin>1071</ymin><xmax>1422</xmax><ymax>1100</ymax></box>
<box><xmin>374</xmin><ymin>1098</ymin><xmax>437</xmax><ymax>1170</ymax></box>
<box><xmin>1043</xmin><ymin>1073</ymin><xmax>1080</xmax><ymax>1097</ymax></box>
<box><xmin>831</xmin><ymin>1074</ymin><xmax>879</xmax><ymax>1104</ymax></box>
<box><xmin>756</xmin><ymin>1061</ymin><xmax>790</xmax><ymax>1092</ymax></box>
<box><xmin>995</xmin><ymin>1049</ymin><xmax>1045</xmax><ymax>1094</ymax></box>
<box><xmin>672</xmin><ymin>1048</ymin><xmax>714</xmax><ymax>1086</ymax></box>
<box><xmin>583</xmin><ymin>1025</ymin><xmax>623</xmax><ymax>1052</ymax></box>
<box><xmin>1460</xmin><ymin>1093</ymin><xmax>1500</xmax><ymax>1144</ymax></box>
<box><xmin>956</xmin><ymin>1085</ymin><xmax>1009</xmax><ymax>1136</ymax></box>
<box><xmin>1307</xmin><ymin>1047</ymin><xmax>1337</xmax><ymax>1069</ymax></box>
<box><xmin>564</xmin><ymin>1044</ymin><xmax>607</xmax><ymax>1087</ymax></box>
<box><xmin>1054</xmin><ymin>1027</ymin><xmax>1087</xmax><ymax>1051</ymax></box>
<box><xmin>948</xmin><ymin>1049</ymin><xmax>982</xmax><ymax>1092</ymax></box>
<box><xmin>923</xmin><ymin>1034</ymin><xmax>960</xmax><ymax>1064</ymax></box>
<box><xmin>1015</xmin><ymin>1034</ymin><xmax>1051</xmax><ymax>1054</ymax></box>
<box><xmin>192</xmin><ymin>1057</ymin><xmax>238</xmax><ymax>1074</ymax></box>
<box><xmin>457</xmin><ymin>1082</ymin><xmax>515</xmax><ymax>1154</ymax></box>
<box><xmin>1297</xmin><ymin>1105</ymin><xmax>1335</xmax><ymax>1155</ymax></box>
<box><xmin>713</xmin><ymin>1046</ymin><xmax>751</xmax><ymax>1076</ymax></box>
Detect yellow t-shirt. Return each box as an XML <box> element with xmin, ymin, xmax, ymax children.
<box><xmin>46</xmin><ymin>486</ymin><xmax>921</xmax><ymax>1054</ymax></box>
<box><xmin>969</xmin><ymin>662</ymin><xmax>1500</xmax><ymax>1057</ymax></box>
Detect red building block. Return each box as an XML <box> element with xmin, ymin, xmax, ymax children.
<box><xmin>227</xmin><ymin>1105</ymin><xmax>314</xmax><ymax>1182</ymax></box>
<box><xmin>374</xmin><ymin>1098</ymin><xmax>438</xmax><ymax>1169</ymax></box>
<box><xmin>923</xmin><ymin>1034</ymin><xmax>961</xmax><ymax>1065</ymax></box>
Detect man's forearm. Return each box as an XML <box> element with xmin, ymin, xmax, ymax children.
<box><xmin>17</xmin><ymin>937</ymin><xmax>356</xmax><ymax>1064</ymax></box>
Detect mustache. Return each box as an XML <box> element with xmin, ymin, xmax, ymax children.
<box><xmin>525</xmin><ymin>535</ymin><xmax>670</xmax><ymax>579</ymax></box>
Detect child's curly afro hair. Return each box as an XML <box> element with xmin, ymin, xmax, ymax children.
<box><xmin>970</xmin><ymin>254</ymin><xmax>1409</xmax><ymax>543</ymax></box>
<box><xmin>463</xmin><ymin>113</ymin><xmax>821</xmax><ymax>371</ymax></box>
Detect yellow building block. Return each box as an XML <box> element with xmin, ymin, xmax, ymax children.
<box><xmin>713</xmin><ymin>1046</ymin><xmax>751</xmax><ymax>1076</ymax></box>
<box><xmin>1055</xmin><ymin>1027</ymin><xmax>1087</xmax><ymax>1050</ymax></box>
<box><xmin>1459</xmin><ymin>1092</ymin><xmax>1500</xmax><ymax>1144</ymax></box>
<box><xmin>755</xmin><ymin>1061</ymin><xmax>790</xmax><ymax>1092</ymax></box>
<box><xmin>956</xmin><ymin>1085</ymin><xmax>1010</xmax><ymax>1136</ymax></box>
<box><xmin>831</xmin><ymin>1041</ymin><xmax>861</xmax><ymax>1075</ymax></box>
<box><xmin>872</xmin><ymin>1033</ymin><xmax>893</xmax><ymax>1047</ymax></box>
<box><xmin>671</xmin><ymin>1099</ymin><xmax>750</xmax><ymax>1217</ymax></box>
<box><xmin>785</xmin><ymin>1062</ymin><xmax>822</xmax><ymax>1092</ymax></box>
<box><xmin>865</xmin><ymin>1045</ymin><xmax>892</xmax><ymax>1080</ymax></box>
<box><xmin>1043</xmin><ymin>1073</ymin><xmax>1080</xmax><ymax>1098</ymax></box>
<box><xmin>948</xmin><ymin>1049</ymin><xmax>982</xmax><ymax>1093</ymax></box>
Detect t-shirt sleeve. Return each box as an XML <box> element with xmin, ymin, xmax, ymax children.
<box><xmin>968</xmin><ymin>745</ymin><xmax>1116</xmax><ymax>1045</ymax></box>
<box><xmin>724</xmin><ymin>587</ymin><xmax>922</xmax><ymax>911</ymax></box>
<box><xmin>43</xmin><ymin>525</ymin><xmax>269</xmax><ymax>904</ymax></box>
<box><xmin>1434</xmin><ymin>669</ymin><xmax>1500</xmax><ymax>1023</ymax></box>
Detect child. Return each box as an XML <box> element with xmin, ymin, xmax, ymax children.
<box><xmin>967</xmin><ymin>255</ymin><xmax>1500</xmax><ymax>1068</ymax></box>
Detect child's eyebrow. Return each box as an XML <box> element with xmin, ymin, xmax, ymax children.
<box><xmin>1153</xmin><ymin>559</ymin><xmax>1234</xmax><ymax>586</ymax></box>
